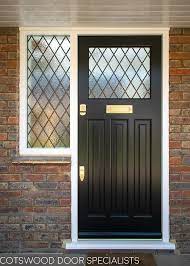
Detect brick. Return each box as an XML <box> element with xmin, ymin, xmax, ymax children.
<box><xmin>34</xmin><ymin>182</ymin><xmax>58</xmax><ymax>189</ymax></box>
<box><xmin>22</xmin><ymin>232</ymin><xmax>34</xmax><ymax>240</ymax></box>
<box><xmin>170</xmin><ymin>208</ymin><xmax>181</xmax><ymax>216</ymax></box>
<box><xmin>8</xmin><ymin>215</ymin><xmax>33</xmax><ymax>224</ymax></box>
<box><xmin>181</xmin><ymin>110</ymin><xmax>190</xmax><ymax>117</ymax></box>
<box><xmin>0</xmin><ymin>28</ymin><xmax>18</xmax><ymax>35</ymax></box>
<box><xmin>0</xmin><ymin>61</ymin><xmax>7</xmax><ymax>69</ymax></box>
<box><xmin>8</xmin><ymin>116</ymin><xmax>17</xmax><ymax>124</ymax></box>
<box><xmin>8</xmin><ymin>69</ymin><xmax>17</xmax><ymax>76</ymax></box>
<box><xmin>170</xmin><ymin>174</ymin><xmax>181</xmax><ymax>182</ymax></box>
<box><xmin>170</xmin><ymin>166</ymin><xmax>190</xmax><ymax>174</ymax></box>
<box><xmin>9</xmin><ymin>198</ymin><xmax>32</xmax><ymax>207</ymax></box>
<box><xmin>9</xmin><ymin>182</ymin><xmax>33</xmax><ymax>190</ymax></box>
<box><xmin>33</xmin><ymin>215</ymin><xmax>66</xmax><ymax>224</ymax></box>
<box><xmin>169</xmin><ymin>109</ymin><xmax>181</xmax><ymax>116</ymax></box>
<box><xmin>169</xmin><ymin>44</ymin><xmax>183</xmax><ymax>52</ymax></box>
<box><xmin>170</xmin><ymin>52</ymin><xmax>190</xmax><ymax>60</ymax></box>
<box><xmin>182</xmin><ymin>141</ymin><xmax>190</xmax><ymax>149</ymax></box>
<box><xmin>182</xmin><ymin>174</ymin><xmax>190</xmax><ymax>181</ymax></box>
<box><xmin>0</xmin><ymin>224</ymin><xmax>20</xmax><ymax>231</ymax></box>
<box><xmin>0</xmin><ymin>52</ymin><xmax>7</xmax><ymax>60</ymax></box>
<box><xmin>0</xmin><ymin>44</ymin><xmax>17</xmax><ymax>52</ymax></box>
<box><xmin>170</xmin><ymin>28</ymin><xmax>183</xmax><ymax>35</ymax></box>
<box><xmin>182</xmin><ymin>76</ymin><xmax>190</xmax><ymax>83</ymax></box>
<box><xmin>35</xmin><ymin>199</ymin><xmax>59</xmax><ymax>206</ymax></box>
<box><xmin>170</xmin><ymin>133</ymin><xmax>190</xmax><ymax>141</ymax></box>
<box><xmin>170</xmin><ymin>75</ymin><xmax>181</xmax><ymax>84</ymax></box>
<box><xmin>8</xmin><ymin>133</ymin><xmax>17</xmax><ymax>140</ymax></box>
<box><xmin>7</xmin><ymin>36</ymin><xmax>17</xmax><ymax>44</ymax></box>
<box><xmin>170</xmin><ymin>91</ymin><xmax>183</xmax><ymax>100</ymax></box>
<box><xmin>21</xmin><ymin>224</ymin><xmax>46</xmax><ymax>231</ymax></box>
<box><xmin>0</xmin><ymin>207</ymin><xmax>18</xmax><ymax>213</ymax></box>
<box><xmin>0</xmin><ymin>182</ymin><xmax>8</xmax><ymax>189</ymax></box>
<box><xmin>169</xmin><ymin>141</ymin><xmax>181</xmax><ymax>149</ymax></box>
<box><xmin>0</xmin><ymin>216</ymin><xmax>8</xmax><ymax>224</ymax></box>
<box><xmin>21</xmin><ymin>241</ymin><xmax>48</xmax><ymax>249</ymax></box>
<box><xmin>0</xmin><ymin>100</ymin><xmax>8</xmax><ymax>109</ymax></box>
<box><xmin>34</xmin><ymin>165</ymin><xmax>62</xmax><ymax>173</ymax></box>
<box><xmin>0</xmin><ymin>117</ymin><xmax>7</xmax><ymax>124</ymax></box>
<box><xmin>183</xmin><ymin>60</ymin><xmax>190</xmax><ymax>67</ymax></box>
<box><xmin>170</xmin><ymin>36</ymin><xmax>190</xmax><ymax>44</ymax></box>
<box><xmin>8</xmin><ymin>232</ymin><xmax>21</xmax><ymax>241</ymax></box>
<box><xmin>0</xmin><ymin>241</ymin><xmax>19</xmax><ymax>252</ymax></box>
<box><xmin>183</xmin><ymin>44</ymin><xmax>190</xmax><ymax>52</ymax></box>
<box><xmin>13</xmin><ymin>165</ymin><xmax>34</xmax><ymax>173</ymax></box>
<box><xmin>0</xmin><ymin>191</ymin><xmax>21</xmax><ymax>197</ymax></box>
<box><xmin>0</xmin><ymin>35</ymin><xmax>7</xmax><ymax>44</ymax></box>
<box><xmin>47</xmin><ymin>207</ymin><xmax>70</xmax><ymax>214</ymax></box>
<box><xmin>171</xmin><ymin>116</ymin><xmax>190</xmax><ymax>124</ymax></box>
<box><xmin>47</xmin><ymin>173</ymin><xmax>70</xmax><ymax>182</ymax></box>
<box><xmin>8</xmin><ymin>52</ymin><xmax>17</xmax><ymax>60</ymax></box>
<box><xmin>23</xmin><ymin>174</ymin><xmax>45</xmax><ymax>182</ymax></box>
<box><xmin>170</xmin><ymin>60</ymin><xmax>182</xmax><ymax>68</ymax></box>
<box><xmin>170</xmin><ymin>125</ymin><xmax>181</xmax><ymax>133</ymax></box>
<box><xmin>182</xmin><ymin>156</ymin><xmax>190</xmax><ymax>166</ymax></box>
<box><xmin>60</xmin><ymin>199</ymin><xmax>71</xmax><ymax>206</ymax></box>
<box><xmin>34</xmin><ymin>232</ymin><xmax>58</xmax><ymax>241</ymax></box>
<box><xmin>170</xmin><ymin>157</ymin><xmax>181</xmax><ymax>165</ymax></box>
<box><xmin>0</xmin><ymin>133</ymin><xmax>7</xmax><ymax>140</ymax></box>
<box><xmin>183</xmin><ymin>93</ymin><xmax>190</xmax><ymax>100</ymax></box>
<box><xmin>7</xmin><ymin>60</ymin><xmax>17</xmax><ymax>69</ymax></box>
<box><xmin>182</xmin><ymin>191</ymin><xmax>190</xmax><ymax>198</ymax></box>
<box><xmin>170</xmin><ymin>149</ymin><xmax>181</xmax><ymax>156</ymax></box>
<box><xmin>58</xmin><ymin>182</ymin><xmax>70</xmax><ymax>190</ymax></box>
<box><xmin>47</xmin><ymin>223</ymin><xmax>70</xmax><ymax>232</ymax></box>
<box><xmin>22</xmin><ymin>207</ymin><xmax>46</xmax><ymax>213</ymax></box>
<box><xmin>182</xmin><ymin>125</ymin><xmax>190</xmax><ymax>132</ymax></box>
<box><xmin>0</xmin><ymin>174</ymin><xmax>20</xmax><ymax>181</ymax></box>
<box><xmin>170</xmin><ymin>68</ymin><xmax>190</xmax><ymax>75</ymax></box>
<box><xmin>170</xmin><ymin>191</ymin><xmax>182</xmax><ymax>199</ymax></box>
<box><xmin>0</xmin><ymin>198</ymin><xmax>8</xmax><ymax>205</ymax></box>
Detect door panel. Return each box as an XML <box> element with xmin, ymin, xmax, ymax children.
<box><xmin>134</xmin><ymin>119</ymin><xmax>151</xmax><ymax>216</ymax></box>
<box><xmin>88</xmin><ymin>120</ymin><xmax>106</xmax><ymax>215</ymax></box>
<box><xmin>111</xmin><ymin>120</ymin><xmax>128</xmax><ymax>217</ymax></box>
<box><xmin>78</xmin><ymin>36</ymin><xmax>161</xmax><ymax>239</ymax></box>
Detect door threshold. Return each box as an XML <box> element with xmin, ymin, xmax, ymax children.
<box><xmin>65</xmin><ymin>240</ymin><xmax>175</xmax><ymax>250</ymax></box>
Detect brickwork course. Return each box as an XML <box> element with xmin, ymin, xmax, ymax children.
<box><xmin>0</xmin><ymin>27</ymin><xmax>190</xmax><ymax>253</ymax></box>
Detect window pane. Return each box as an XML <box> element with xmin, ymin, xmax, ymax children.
<box><xmin>89</xmin><ymin>47</ymin><xmax>150</xmax><ymax>99</ymax></box>
<box><xmin>27</xmin><ymin>35</ymin><xmax>70</xmax><ymax>148</ymax></box>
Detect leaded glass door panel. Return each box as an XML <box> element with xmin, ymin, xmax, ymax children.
<box><xmin>78</xmin><ymin>36</ymin><xmax>161</xmax><ymax>239</ymax></box>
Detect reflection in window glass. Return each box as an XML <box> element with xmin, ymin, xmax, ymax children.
<box><xmin>27</xmin><ymin>35</ymin><xmax>70</xmax><ymax>148</ymax></box>
<box><xmin>89</xmin><ymin>47</ymin><xmax>150</xmax><ymax>99</ymax></box>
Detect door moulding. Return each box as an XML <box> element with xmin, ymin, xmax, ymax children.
<box><xmin>65</xmin><ymin>27</ymin><xmax>175</xmax><ymax>250</ymax></box>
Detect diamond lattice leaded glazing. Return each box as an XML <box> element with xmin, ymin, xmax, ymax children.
<box><xmin>27</xmin><ymin>35</ymin><xmax>70</xmax><ymax>148</ymax></box>
<box><xmin>89</xmin><ymin>47</ymin><xmax>150</xmax><ymax>99</ymax></box>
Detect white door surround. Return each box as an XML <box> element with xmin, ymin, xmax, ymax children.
<box><xmin>67</xmin><ymin>27</ymin><xmax>175</xmax><ymax>250</ymax></box>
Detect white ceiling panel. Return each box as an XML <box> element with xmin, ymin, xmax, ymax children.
<box><xmin>0</xmin><ymin>0</ymin><xmax>190</xmax><ymax>27</ymax></box>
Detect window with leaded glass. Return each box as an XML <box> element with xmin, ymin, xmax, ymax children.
<box><xmin>27</xmin><ymin>35</ymin><xmax>70</xmax><ymax>148</ymax></box>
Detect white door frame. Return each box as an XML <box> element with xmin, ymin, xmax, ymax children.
<box><xmin>68</xmin><ymin>27</ymin><xmax>175</xmax><ymax>250</ymax></box>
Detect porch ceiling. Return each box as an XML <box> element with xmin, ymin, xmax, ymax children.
<box><xmin>0</xmin><ymin>0</ymin><xmax>190</xmax><ymax>28</ymax></box>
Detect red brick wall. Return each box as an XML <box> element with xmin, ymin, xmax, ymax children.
<box><xmin>0</xmin><ymin>27</ymin><xmax>190</xmax><ymax>253</ymax></box>
<box><xmin>170</xmin><ymin>28</ymin><xmax>190</xmax><ymax>254</ymax></box>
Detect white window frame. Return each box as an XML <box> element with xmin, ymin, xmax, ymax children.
<box><xmin>20</xmin><ymin>27</ymin><xmax>175</xmax><ymax>250</ymax></box>
<box><xmin>19</xmin><ymin>28</ymin><xmax>72</xmax><ymax>156</ymax></box>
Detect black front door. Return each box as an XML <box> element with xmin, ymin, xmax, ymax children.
<box><xmin>78</xmin><ymin>36</ymin><xmax>161</xmax><ymax>239</ymax></box>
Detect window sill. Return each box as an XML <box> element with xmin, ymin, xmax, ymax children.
<box><xmin>12</xmin><ymin>156</ymin><xmax>71</xmax><ymax>164</ymax></box>
<box><xmin>65</xmin><ymin>240</ymin><xmax>176</xmax><ymax>250</ymax></box>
